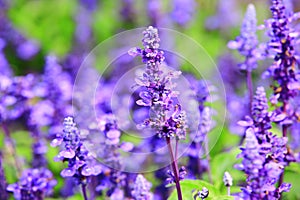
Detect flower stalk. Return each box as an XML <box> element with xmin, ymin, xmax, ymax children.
<box><xmin>166</xmin><ymin>137</ymin><xmax>183</xmax><ymax>200</ymax></box>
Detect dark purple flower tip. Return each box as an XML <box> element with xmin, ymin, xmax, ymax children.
<box><xmin>142</xmin><ymin>26</ymin><xmax>160</xmax><ymax>49</ymax></box>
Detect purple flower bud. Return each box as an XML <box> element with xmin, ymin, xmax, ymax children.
<box><xmin>223</xmin><ymin>171</ymin><xmax>233</xmax><ymax>187</ymax></box>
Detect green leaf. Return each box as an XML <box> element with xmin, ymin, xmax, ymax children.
<box><xmin>282</xmin><ymin>163</ymin><xmax>300</xmax><ymax>200</ymax></box>
<box><xmin>211</xmin><ymin>195</ymin><xmax>234</xmax><ymax>200</ymax></box>
<box><xmin>168</xmin><ymin>179</ymin><xmax>220</xmax><ymax>200</ymax></box>
<box><xmin>210</xmin><ymin>147</ymin><xmax>243</xmax><ymax>194</ymax></box>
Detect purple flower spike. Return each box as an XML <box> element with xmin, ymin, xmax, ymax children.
<box><xmin>129</xmin><ymin>26</ymin><xmax>187</xmax><ymax>140</ymax></box>
<box><xmin>131</xmin><ymin>174</ymin><xmax>153</xmax><ymax>200</ymax></box>
<box><xmin>252</xmin><ymin>87</ymin><xmax>269</xmax><ymax>123</ymax></box>
<box><xmin>52</xmin><ymin>117</ymin><xmax>102</xmax><ymax>184</ymax></box>
<box><xmin>265</xmin><ymin>0</ymin><xmax>300</xmax><ymax>104</ymax></box>
<box><xmin>228</xmin><ymin>4</ymin><xmax>261</xmax><ymax>71</ymax></box>
<box><xmin>236</xmin><ymin>86</ymin><xmax>292</xmax><ymax>199</ymax></box>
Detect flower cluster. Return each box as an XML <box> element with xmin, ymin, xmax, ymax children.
<box><xmin>236</xmin><ymin>129</ymin><xmax>290</xmax><ymax>199</ymax></box>
<box><xmin>7</xmin><ymin>168</ymin><xmax>56</xmax><ymax>200</ymax></box>
<box><xmin>265</xmin><ymin>0</ymin><xmax>300</xmax><ymax>106</ymax></box>
<box><xmin>131</xmin><ymin>174</ymin><xmax>153</xmax><ymax>200</ymax></box>
<box><xmin>236</xmin><ymin>87</ymin><xmax>291</xmax><ymax>199</ymax></box>
<box><xmin>95</xmin><ymin>114</ymin><xmax>133</xmax><ymax>198</ymax></box>
<box><xmin>51</xmin><ymin>117</ymin><xmax>101</xmax><ymax>184</ymax></box>
<box><xmin>166</xmin><ymin>166</ymin><xmax>187</xmax><ymax>185</ymax></box>
<box><xmin>129</xmin><ymin>26</ymin><xmax>187</xmax><ymax>140</ymax></box>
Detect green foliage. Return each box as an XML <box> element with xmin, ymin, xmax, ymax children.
<box><xmin>8</xmin><ymin>0</ymin><xmax>76</xmax><ymax>57</ymax></box>
<box><xmin>210</xmin><ymin>147</ymin><xmax>243</xmax><ymax>194</ymax></box>
<box><xmin>283</xmin><ymin>163</ymin><xmax>300</xmax><ymax>200</ymax></box>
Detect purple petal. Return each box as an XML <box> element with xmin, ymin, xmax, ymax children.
<box><xmin>106</xmin><ymin>130</ymin><xmax>121</xmax><ymax>139</ymax></box>
<box><xmin>92</xmin><ymin>165</ymin><xmax>102</xmax><ymax>175</ymax></box>
<box><xmin>61</xmin><ymin>168</ymin><xmax>76</xmax><ymax>177</ymax></box>
<box><xmin>6</xmin><ymin>184</ymin><xmax>17</xmax><ymax>192</ymax></box>
<box><xmin>273</xmin><ymin>113</ymin><xmax>286</xmax><ymax>122</ymax></box>
<box><xmin>59</xmin><ymin>149</ymin><xmax>75</xmax><ymax>158</ymax></box>
<box><xmin>106</xmin><ymin>138</ymin><xmax>120</xmax><ymax>145</ymax></box>
<box><xmin>237</xmin><ymin>119</ymin><xmax>253</xmax><ymax>127</ymax></box>
<box><xmin>136</xmin><ymin>99</ymin><xmax>151</xmax><ymax>106</ymax></box>
<box><xmin>81</xmin><ymin>166</ymin><xmax>93</xmax><ymax>176</ymax></box>
<box><xmin>50</xmin><ymin>138</ymin><xmax>63</xmax><ymax>147</ymax></box>
<box><xmin>227</xmin><ymin>40</ymin><xmax>241</xmax><ymax>49</ymax></box>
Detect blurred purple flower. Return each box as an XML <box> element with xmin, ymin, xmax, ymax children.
<box><xmin>31</xmin><ymin>140</ymin><xmax>48</xmax><ymax>168</ymax></box>
<box><xmin>0</xmin><ymin>38</ymin><xmax>11</xmax><ymax>76</ymax></box>
<box><xmin>205</xmin><ymin>0</ymin><xmax>239</xmax><ymax>31</ymax></box>
<box><xmin>79</xmin><ymin>0</ymin><xmax>98</xmax><ymax>11</ymax></box>
<box><xmin>131</xmin><ymin>174</ymin><xmax>153</xmax><ymax>200</ymax></box>
<box><xmin>147</xmin><ymin>0</ymin><xmax>162</xmax><ymax>26</ymax></box>
<box><xmin>120</xmin><ymin>0</ymin><xmax>135</xmax><ymax>24</ymax></box>
<box><xmin>16</xmin><ymin>40</ymin><xmax>39</xmax><ymax>60</ymax></box>
<box><xmin>7</xmin><ymin>168</ymin><xmax>56</xmax><ymax>200</ymax></box>
<box><xmin>228</xmin><ymin>4</ymin><xmax>261</xmax><ymax>71</ymax></box>
<box><xmin>170</xmin><ymin>0</ymin><xmax>196</xmax><ymax>27</ymax></box>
